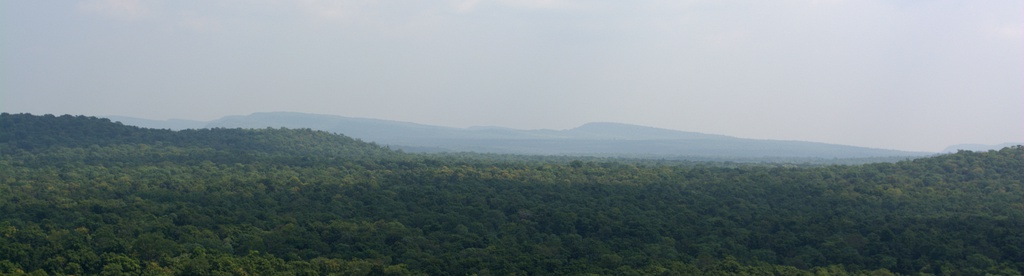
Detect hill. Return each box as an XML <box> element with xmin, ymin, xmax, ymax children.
<box><xmin>116</xmin><ymin>112</ymin><xmax>929</xmax><ymax>160</ymax></box>
<box><xmin>1</xmin><ymin>113</ymin><xmax>1022</xmax><ymax>275</ymax></box>
<box><xmin>0</xmin><ymin>113</ymin><xmax>397</xmax><ymax>162</ymax></box>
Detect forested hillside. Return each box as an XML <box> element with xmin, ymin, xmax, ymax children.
<box><xmin>1</xmin><ymin>113</ymin><xmax>1022</xmax><ymax>275</ymax></box>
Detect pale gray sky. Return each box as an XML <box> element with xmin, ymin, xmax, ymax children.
<box><xmin>2</xmin><ymin>0</ymin><xmax>1021</xmax><ymax>152</ymax></box>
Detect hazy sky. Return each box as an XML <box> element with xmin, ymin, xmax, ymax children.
<box><xmin>2</xmin><ymin>0</ymin><xmax>1021</xmax><ymax>152</ymax></box>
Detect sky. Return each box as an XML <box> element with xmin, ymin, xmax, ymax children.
<box><xmin>1</xmin><ymin>0</ymin><xmax>1021</xmax><ymax>152</ymax></box>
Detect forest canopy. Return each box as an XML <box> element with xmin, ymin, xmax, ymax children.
<box><xmin>1</xmin><ymin>113</ymin><xmax>1022</xmax><ymax>275</ymax></box>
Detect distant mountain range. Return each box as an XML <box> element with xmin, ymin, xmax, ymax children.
<box><xmin>106</xmin><ymin>112</ymin><xmax>941</xmax><ymax>160</ymax></box>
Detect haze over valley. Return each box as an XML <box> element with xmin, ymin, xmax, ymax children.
<box><xmin>107</xmin><ymin>112</ymin><xmax>939</xmax><ymax>162</ymax></box>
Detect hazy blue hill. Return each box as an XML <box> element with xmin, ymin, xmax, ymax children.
<box><xmin>564</xmin><ymin>122</ymin><xmax>730</xmax><ymax>140</ymax></box>
<box><xmin>188</xmin><ymin>112</ymin><xmax>931</xmax><ymax>160</ymax></box>
<box><xmin>428</xmin><ymin>137</ymin><xmax>922</xmax><ymax>159</ymax></box>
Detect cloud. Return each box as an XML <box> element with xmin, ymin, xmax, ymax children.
<box><xmin>297</xmin><ymin>0</ymin><xmax>376</xmax><ymax>21</ymax></box>
<box><xmin>177</xmin><ymin>13</ymin><xmax>222</xmax><ymax>32</ymax></box>
<box><xmin>453</xmin><ymin>0</ymin><xmax>481</xmax><ymax>13</ymax></box>
<box><xmin>700</xmin><ymin>30</ymin><xmax>749</xmax><ymax>51</ymax></box>
<box><xmin>988</xmin><ymin>24</ymin><xmax>1023</xmax><ymax>40</ymax></box>
<box><xmin>805</xmin><ymin>0</ymin><xmax>846</xmax><ymax>6</ymax></box>
<box><xmin>498</xmin><ymin>0</ymin><xmax>576</xmax><ymax>10</ymax></box>
<box><xmin>78</xmin><ymin>0</ymin><xmax>149</xmax><ymax>20</ymax></box>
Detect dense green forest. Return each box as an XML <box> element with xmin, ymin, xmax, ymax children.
<box><xmin>1</xmin><ymin>113</ymin><xmax>1022</xmax><ymax>275</ymax></box>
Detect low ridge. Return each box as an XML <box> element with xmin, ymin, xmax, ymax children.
<box><xmin>109</xmin><ymin>112</ymin><xmax>932</xmax><ymax>160</ymax></box>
